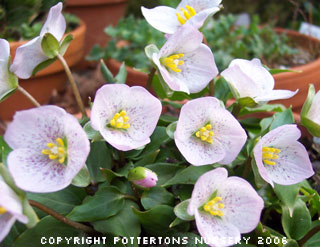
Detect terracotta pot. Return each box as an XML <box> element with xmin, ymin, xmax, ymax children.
<box><xmin>273</xmin><ymin>28</ymin><xmax>320</xmax><ymax>112</ymax></box>
<box><xmin>65</xmin><ymin>0</ymin><xmax>128</xmax><ymax>57</ymax></box>
<box><xmin>0</xmin><ymin>21</ymin><xmax>86</xmax><ymax>121</ymax></box>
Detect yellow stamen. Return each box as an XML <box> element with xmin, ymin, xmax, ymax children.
<box><xmin>42</xmin><ymin>138</ymin><xmax>67</xmax><ymax>164</ymax></box>
<box><xmin>262</xmin><ymin>147</ymin><xmax>281</xmax><ymax>166</ymax></box>
<box><xmin>0</xmin><ymin>206</ymin><xmax>7</xmax><ymax>215</ymax></box>
<box><xmin>195</xmin><ymin>123</ymin><xmax>214</xmax><ymax>144</ymax></box>
<box><xmin>109</xmin><ymin>110</ymin><xmax>130</xmax><ymax>130</ymax></box>
<box><xmin>203</xmin><ymin>197</ymin><xmax>225</xmax><ymax>217</ymax></box>
<box><xmin>162</xmin><ymin>54</ymin><xmax>185</xmax><ymax>73</ymax></box>
<box><xmin>176</xmin><ymin>5</ymin><xmax>197</xmax><ymax>25</ymax></box>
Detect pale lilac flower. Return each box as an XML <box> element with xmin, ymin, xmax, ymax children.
<box><xmin>10</xmin><ymin>3</ymin><xmax>66</xmax><ymax>79</ymax></box>
<box><xmin>4</xmin><ymin>106</ymin><xmax>90</xmax><ymax>193</ymax></box>
<box><xmin>91</xmin><ymin>84</ymin><xmax>162</xmax><ymax>151</ymax></box>
<box><xmin>0</xmin><ymin>175</ymin><xmax>28</xmax><ymax>243</ymax></box>
<box><xmin>152</xmin><ymin>25</ymin><xmax>218</xmax><ymax>94</ymax></box>
<box><xmin>128</xmin><ymin>167</ymin><xmax>158</xmax><ymax>188</ymax></box>
<box><xmin>221</xmin><ymin>58</ymin><xmax>298</xmax><ymax>105</ymax></box>
<box><xmin>0</xmin><ymin>39</ymin><xmax>18</xmax><ymax>101</ymax></box>
<box><xmin>174</xmin><ymin>97</ymin><xmax>247</xmax><ymax>166</ymax></box>
<box><xmin>253</xmin><ymin>124</ymin><xmax>314</xmax><ymax>186</ymax></box>
<box><xmin>188</xmin><ymin>168</ymin><xmax>264</xmax><ymax>247</ymax></box>
<box><xmin>141</xmin><ymin>0</ymin><xmax>222</xmax><ymax>34</ymax></box>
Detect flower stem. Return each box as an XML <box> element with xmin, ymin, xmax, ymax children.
<box><xmin>209</xmin><ymin>80</ymin><xmax>214</xmax><ymax>96</ymax></box>
<box><xmin>28</xmin><ymin>200</ymin><xmax>95</xmax><ymax>234</ymax></box>
<box><xmin>17</xmin><ymin>86</ymin><xmax>40</xmax><ymax>107</ymax></box>
<box><xmin>242</xmin><ymin>158</ymin><xmax>252</xmax><ymax>179</ymax></box>
<box><xmin>298</xmin><ymin>224</ymin><xmax>320</xmax><ymax>246</ymax></box>
<box><xmin>146</xmin><ymin>67</ymin><xmax>156</xmax><ymax>91</ymax></box>
<box><xmin>56</xmin><ymin>54</ymin><xmax>87</xmax><ymax>118</ymax></box>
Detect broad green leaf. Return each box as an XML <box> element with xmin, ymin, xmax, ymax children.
<box><xmin>174</xmin><ymin>199</ymin><xmax>194</xmax><ymax>221</ymax></box>
<box><xmin>0</xmin><ymin>63</ymin><xmax>18</xmax><ymax>102</ymax></box>
<box><xmin>214</xmin><ymin>76</ymin><xmax>231</xmax><ymax>103</ymax></box>
<box><xmin>269</xmin><ymin>68</ymin><xmax>301</xmax><ymax>75</ymax></box>
<box><xmin>0</xmin><ymin>136</ymin><xmax>12</xmax><ymax>166</ymax></box>
<box><xmin>41</xmin><ymin>33</ymin><xmax>60</xmax><ymax>58</ymax></box>
<box><xmin>239</xmin><ymin>104</ymin><xmax>285</xmax><ymax>116</ymax></box>
<box><xmin>169</xmin><ymin>217</ymin><xmax>186</xmax><ymax>228</ymax></box>
<box><xmin>163</xmin><ymin>165</ymin><xmax>213</xmax><ymax>187</ymax></box>
<box><xmin>274</xmin><ymin>183</ymin><xmax>300</xmax><ymax>217</ymax></box>
<box><xmin>282</xmin><ymin>198</ymin><xmax>311</xmax><ymax>240</ymax></box>
<box><xmin>100</xmin><ymin>168</ymin><xmax>125</xmax><ymax>184</ymax></box>
<box><xmin>238</xmin><ymin>97</ymin><xmax>257</xmax><ymax>108</ymax></box>
<box><xmin>68</xmin><ymin>186</ymin><xmax>125</xmax><ymax>222</ymax></box>
<box><xmin>100</xmin><ymin>59</ymin><xmax>115</xmax><ymax>83</ymax></box>
<box><xmin>145</xmin><ymin>163</ymin><xmax>184</xmax><ymax>186</ymax></box>
<box><xmin>166</xmin><ymin>121</ymin><xmax>177</xmax><ymax>139</ymax></box>
<box><xmin>86</xmin><ymin>142</ymin><xmax>112</xmax><ymax>184</ymax></box>
<box><xmin>141</xmin><ymin>187</ymin><xmax>174</xmax><ymax>210</ymax></box>
<box><xmin>305</xmin><ymin>221</ymin><xmax>320</xmax><ymax>247</ymax></box>
<box><xmin>115</xmin><ymin>62</ymin><xmax>127</xmax><ymax>84</ymax></box>
<box><xmin>13</xmin><ymin>216</ymin><xmax>83</xmax><ymax>247</ymax></box>
<box><xmin>71</xmin><ymin>165</ymin><xmax>90</xmax><ymax>187</ymax></box>
<box><xmin>251</xmin><ymin>159</ymin><xmax>267</xmax><ymax>188</ymax></box>
<box><xmin>93</xmin><ymin>200</ymin><xmax>140</xmax><ymax>239</ymax></box>
<box><xmin>300</xmin><ymin>185</ymin><xmax>320</xmax><ymax>218</ymax></box>
<box><xmin>270</xmin><ymin>108</ymin><xmax>294</xmax><ymax>130</ymax></box>
<box><xmin>83</xmin><ymin>121</ymin><xmax>103</xmax><ymax>141</ymax></box>
<box><xmin>132</xmin><ymin>205</ymin><xmax>175</xmax><ymax>235</ymax></box>
<box><xmin>1</xmin><ymin>222</ymin><xmax>26</xmax><ymax>247</ymax></box>
<box><xmin>59</xmin><ymin>34</ymin><xmax>74</xmax><ymax>56</ymax></box>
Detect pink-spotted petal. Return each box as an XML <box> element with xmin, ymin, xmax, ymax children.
<box><xmin>218</xmin><ymin>177</ymin><xmax>264</xmax><ymax>233</ymax></box>
<box><xmin>0</xmin><ymin>214</ymin><xmax>16</xmax><ymax>243</ymax></box>
<box><xmin>253</xmin><ymin>141</ymin><xmax>273</xmax><ymax>186</ymax></box>
<box><xmin>195</xmin><ymin>211</ymin><xmax>241</xmax><ymax>247</ymax></box>
<box><xmin>40</xmin><ymin>2</ymin><xmax>66</xmax><ymax>40</ymax></box>
<box><xmin>10</xmin><ymin>37</ymin><xmax>47</xmax><ymax>79</ymax></box>
<box><xmin>188</xmin><ymin>168</ymin><xmax>228</xmax><ymax>216</ymax></box>
<box><xmin>141</xmin><ymin>6</ymin><xmax>181</xmax><ymax>34</ymax></box>
<box><xmin>255</xmin><ymin>89</ymin><xmax>298</xmax><ymax>102</ymax></box>
<box><xmin>4</xmin><ymin>106</ymin><xmax>66</xmax><ymax>151</ymax></box>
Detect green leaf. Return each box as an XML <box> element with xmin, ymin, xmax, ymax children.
<box><xmin>0</xmin><ymin>136</ymin><xmax>12</xmax><ymax>166</ymax></box>
<box><xmin>68</xmin><ymin>186</ymin><xmax>125</xmax><ymax>221</ymax></box>
<box><xmin>174</xmin><ymin>199</ymin><xmax>194</xmax><ymax>221</ymax></box>
<box><xmin>115</xmin><ymin>62</ymin><xmax>127</xmax><ymax>84</ymax></box>
<box><xmin>300</xmin><ymin>185</ymin><xmax>320</xmax><ymax>218</ymax></box>
<box><xmin>22</xmin><ymin>198</ymin><xmax>39</xmax><ymax>228</ymax></box>
<box><xmin>93</xmin><ymin>200</ymin><xmax>141</xmax><ymax>239</ymax></box>
<box><xmin>251</xmin><ymin>158</ymin><xmax>267</xmax><ymax>188</ymax></box>
<box><xmin>274</xmin><ymin>183</ymin><xmax>300</xmax><ymax>217</ymax></box>
<box><xmin>100</xmin><ymin>168</ymin><xmax>125</xmax><ymax>184</ymax></box>
<box><xmin>83</xmin><ymin>121</ymin><xmax>103</xmax><ymax>141</ymax></box>
<box><xmin>27</xmin><ymin>186</ymin><xmax>86</xmax><ymax>217</ymax></box>
<box><xmin>166</xmin><ymin>121</ymin><xmax>177</xmax><ymax>139</ymax></box>
<box><xmin>0</xmin><ymin>63</ymin><xmax>18</xmax><ymax>102</ymax></box>
<box><xmin>163</xmin><ymin>165</ymin><xmax>213</xmax><ymax>187</ymax></box>
<box><xmin>86</xmin><ymin>142</ymin><xmax>112</xmax><ymax>184</ymax></box>
<box><xmin>86</xmin><ymin>44</ymin><xmax>105</xmax><ymax>61</ymax></box>
<box><xmin>132</xmin><ymin>205</ymin><xmax>175</xmax><ymax>235</ymax></box>
<box><xmin>145</xmin><ymin>163</ymin><xmax>184</xmax><ymax>186</ymax></box>
<box><xmin>214</xmin><ymin>76</ymin><xmax>231</xmax><ymax>103</ymax></box>
<box><xmin>270</xmin><ymin>108</ymin><xmax>294</xmax><ymax>130</ymax></box>
<box><xmin>32</xmin><ymin>58</ymin><xmax>56</xmax><ymax>76</ymax></box>
<box><xmin>239</xmin><ymin>104</ymin><xmax>286</xmax><ymax>116</ymax></box>
<box><xmin>238</xmin><ymin>97</ymin><xmax>258</xmax><ymax>108</ymax></box>
<box><xmin>71</xmin><ymin>165</ymin><xmax>90</xmax><ymax>187</ymax></box>
<box><xmin>100</xmin><ymin>59</ymin><xmax>115</xmax><ymax>83</ymax></box>
<box><xmin>269</xmin><ymin>68</ymin><xmax>301</xmax><ymax>75</ymax></box>
<box><xmin>59</xmin><ymin>34</ymin><xmax>74</xmax><ymax>56</ymax></box>
<box><xmin>41</xmin><ymin>33</ymin><xmax>60</xmax><ymax>58</ymax></box>
<box><xmin>145</xmin><ymin>44</ymin><xmax>159</xmax><ymax>60</ymax></box>
<box><xmin>282</xmin><ymin>198</ymin><xmax>311</xmax><ymax>240</ymax></box>
<box><xmin>305</xmin><ymin>221</ymin><xmax>320</xmax><ymax>247</ymax></box>
<box><xmin>141</xmin><ymin>187</ymin><xmax>175</xmax><ymax>210</ymax></box>
<box><xmin>13</xmin><ymin>216</ymin><xmax>83</xmax><ymax>247</ymax></box>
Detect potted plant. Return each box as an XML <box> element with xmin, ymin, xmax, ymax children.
<box><xmin>0</xmin><ymin>1</ymin><xmax>86</xmax><ymax>120</ymax></box>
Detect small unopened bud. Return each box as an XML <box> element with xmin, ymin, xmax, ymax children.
<box><xmin>128</xmin><ymin>167</ymin><xmax>158</xmax><ymax>189</ymax></box>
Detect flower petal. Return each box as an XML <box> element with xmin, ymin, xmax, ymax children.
<box><xmin>218</xmin><ymin>177</ymin><xmax>264</xmax><ymax>233</ymax></box>
<box><xmin>188</xmin><ymin>168</ymin><xmax>228</xmax><ymax>216</ymax></box>
<box><xmin>10</xmin><ymin>37</ymin><xmax>47</xmax><ymax>79</ymax></box>
<box><xmin>4</xmin><ymin>106</ymin><xmax>66</xmax><ymax>151</ymax></box>
<box><xmin>253</xmin><ymin>141</ymin><xmax>273</xmax><ymax>186</ymax></box>
<box><xmin>307</xmin><ymin>90</ymin><xmax>320</xmax><ymax>125</ymax></box>
<box><xmin>255</xmin><ymin>89</ymin><xmax>298</xmax><ymax>102</ymax></box>
<box><xmin>40</xmin><ymin>2</ymin><xmax>66</xmax><ymax>40</ymax></box>
<box><xmin>195</xmin><ymin>211</ymin><xmax>241</xmax><ymax>247</ymax></box>
<box><xmin>141</xmin><ymin>6</ymin><xmax>181</xmax><ymax>34</ymax></box>
<box><xmin>171</xmin><ymin>44</ymin><xmax>218</xmax><ymax>93</ymax></box>
<box><xmin>177</xmin><ymin>0</ymin><xmax>222</xmax><ymax>12</ymax></box>
<box><xmin>0</xmin><ymin>39</ymin><xmax>9</xmax><ymax>60</ymax></box>
<box><xmin>187</xmin><ymin>7</ymin><xmax>221</xmax><ymax>30</ymax></box>
<box><xmin>0</xmin><ymin>214</ymin><xmax>16</xmax><ymax>243</ymax></box>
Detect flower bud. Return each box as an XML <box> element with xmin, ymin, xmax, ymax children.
<box><xmin>128</xmin><ymin>167</ymin><xmax>158</xmax><ymax>189</ymax></box>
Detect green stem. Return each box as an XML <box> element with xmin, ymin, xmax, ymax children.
<box><xmin>123</xmin><ymin>194</ymin><xmax>138</xmax><ymax>202</ymax></box>
<box><xmin>209</xmin><ymin>80</ymin><xmax>214</xmax><ymax>96</ymax></box>
<box><xmin>242</xmin><ymin>158</ymin><xmax>252</xmax><ymax>179</ymax></box>
<box><xmin>298</xmin><ymin>224</ymin><xmax>320</xmax><ymax>246</ymax></box>
<box><xmin>29</xmin><ymin>200</ymin><xmax>95</xmax><ymax>234</ymax></box>
<box><xmin>146</xmin><ymin>67</ymin><xmax>156</xmax><ymax>91</ymax></box>
<box><xmin>57</xmin><ymin>54</ymin><xmax>87</xmax><ymax>118</ymax></box>
<box><xmin>231</xmin><ymin>103</ymin><xmax>241</xmax><ymax>118</ymax></box>
<box><xmin>17</xmin><ymin>86</ymin><xmax>40</xmax><ymax>107</ymax></box>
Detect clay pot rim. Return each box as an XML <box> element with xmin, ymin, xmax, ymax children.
<box><xmin>66</xmin><ymin>0</ymin><xmax>127</xmax><ymax>7</ymax></box>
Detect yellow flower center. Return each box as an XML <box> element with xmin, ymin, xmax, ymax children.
<box><xmin>42</xmin><ymin>138</ymin><xmax>67</xmax><ymax>164</ymax></box>
<box><xmin>195</xmin><ymin>124</ymin><xmax>214</xmax><ymax>144</ymax></box>
<box><xmin>176</xmin><ymin>5</ymin><xmax>196</xmax><ymax>25</ymax></box>
<box><xmin>162</xmin><ymin>53</ymin><xmax>185</xmax><ymax>73</ymax></box>
<box><xmin>0</xmin><ymin>206</ymin><xmax>7</xmax><ymax>215</ymax></box>
<box><xmin>110</xmin><ymin>110</ymin><xmax>130</xmax><ymax>129</ymax></box>
<box><xmin>203</xmin><ymin>197</ymin><xmax>225</xmax><ymax>217</ymax></box>
<box><xmin>262</xmin><ymin>147</ymin><xmax>281</xmax><ymax>166</ymax></box>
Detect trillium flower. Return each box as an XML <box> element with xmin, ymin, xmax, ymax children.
<box><xmin>253</xmin><ymin>124</ymin><xmax>314</xmax><ymax>186</ymax></box>
<box><xmin>91</xmin><ymin>84</ymin><xmax>162</xmax><ymax>151</ymax></box>
<box><xmin>152</xmin><ymin>25</ymin><xmax>218</xmax><ymax>94</ymax></box>
<box><xmin>128</xmin><ymin>167</ymin><xmax>158</xmax><ymax>189</ymax></box>
<box><xmin>4</xmin><ymin>106</ymin><xmax>90</xmax><ymax>193</ymax></box>
<box><xmin>0</xmin><ymin>175</ymin><xmax>28</xmax><ymax>243</ymax></box>
<box><xmin>0</xmin><ymin>39</ymin><xmax>18</xmax><ymax>101</ymax></box>
<box><xmin>221</xmin><ymin>58</ymin><xmax>298</xmax><ymax>105</ymax></box>
<box><xmin>141</xmin><ymin>0</ymin><xmax>222</xmax><ymax>34</ymax></box>
<box><xmin>188</xmin><ymin>168</ymin><xmax>264</xmax><ymax>247</ymax></box>
<box><xmin>174</xmin><ymin>97</ymin><xmax>247</xmax><ymax>166</ymax></box>
<box><xmin>10</xmin><ymin>2</ymin><xmax>66</xmax><ymax>79</ymax></box>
